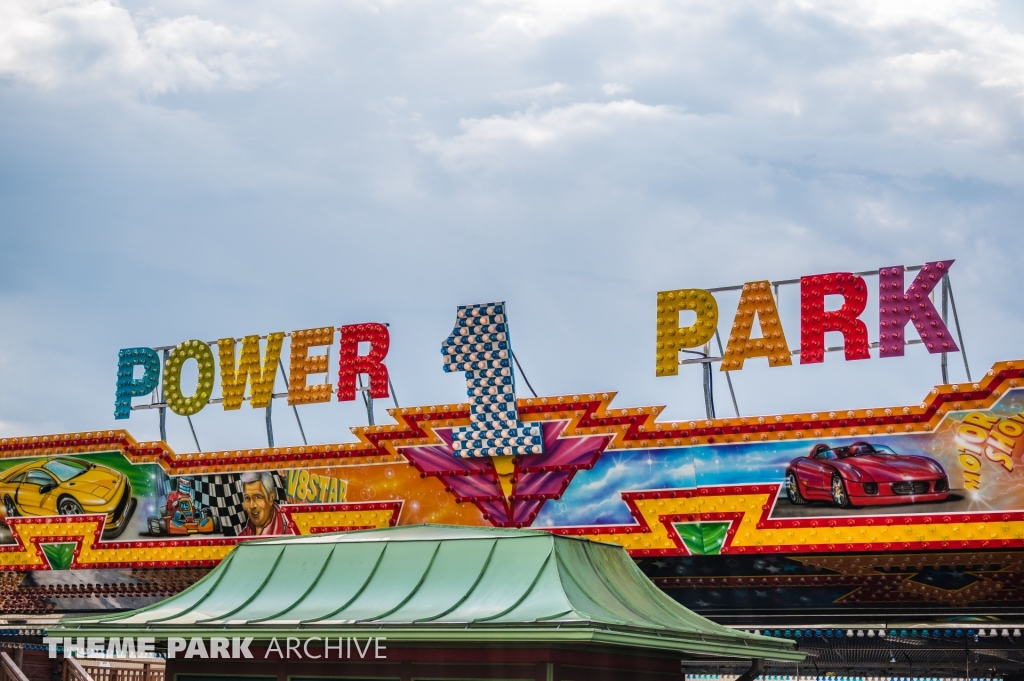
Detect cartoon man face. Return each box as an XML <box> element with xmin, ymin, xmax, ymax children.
<box><xmin>243</xmin><ymin>480</ymin><xmax>275</xmax><ymax>533</ymax></box>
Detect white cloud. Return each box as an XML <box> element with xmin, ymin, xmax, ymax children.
<box><xmin>786</xmin><ymin>0</ymin><xmax>995</xmax><ymax>28</ymax></box>
<box><xmin>494</xmin><ymin>82</ymin><xmax>568</xmax><ymax>103</ymax></box>
<box><xmin>774</xmin><ymin>1</ymin><xmax>1024</xmax><ymax>137</ymax></box>
<box><xmin>1</xmin><ymin>0</ymin><xmax>1024</xmax><ymax>445</ymax></box>
<box><xmin>403</xmin><ymin>0</ymin><xmax>1024</xmax><ymax>162</ymax></box>
<box><xmin>467</xmin><ymin>0</ymin><xmax>678</xmax><ymax>43</ymax></box>
<box><xmin>418</xmin><ymin>99</ymin><xmax>680</xmax><ymax>166</ymax></box>
<box><xmin>0</xmin><ymin>0</ymin><xmax>279</xmax><ymax>95</ymax></box>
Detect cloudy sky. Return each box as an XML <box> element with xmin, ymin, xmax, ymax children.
<box><xmin>1</xmin><ymin>0</ymin><xmax>1022</xmax><ymax>454</ymax></box>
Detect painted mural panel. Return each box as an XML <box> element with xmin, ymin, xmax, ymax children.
<box><xmin>1</xmin><ymin>361</ymin><xmax>1023</xmax><ymax>574</ymax></box>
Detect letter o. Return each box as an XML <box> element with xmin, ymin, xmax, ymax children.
<box><xmin>959</xmin><ymin>453</ymin><xmax>981</xmax><ymax>473</ymax></box>
<box><xmin>998</xmin><ymin>420</ymin><xmax>1024</xmax><ymax>438</ymax></box>
<box><xmin>957</xmin><ymin>424</ymin><xmax>989</xmax><ymax>444</ymax></box>
<box><xmin>163</xmin><ymin>340</ymin><xmax>216</xmax><ymax>416</ymax></box>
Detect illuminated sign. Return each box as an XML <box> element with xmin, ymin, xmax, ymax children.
<box><xmin>656</xmin><ymin>260</ymin><xmax>959</xmax><ymax>375</ymax></box>
<box><xmin>114</xmin><ymin>324</ymin><xmax>390</xmax><ymax>419</ymax></box>
<box><xmin>7</xmin><ymin>289</ymin><xmax>1018</xmax><ymax>566</ymax></box>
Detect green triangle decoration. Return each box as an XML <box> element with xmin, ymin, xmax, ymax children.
<box><xmin>40</xmin><ymin>543</ymin><xmax>76</xmax><ymax>570</ymax></box>
<box><xmin>674</xmin><ymin>522</ymin><xmax>730</xmax><ymax>556</ymax></box>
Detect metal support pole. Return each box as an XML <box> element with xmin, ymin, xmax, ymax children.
<box><xmin>947</xmin><ymin>275</ymin><xmax>972</xmax><ymax>381</ymax></box>
<box><xmin>511</xmin><ymin>350</ymin><xmax>539</xmax><ymax>398</ymax></box>
<box><xmin>159</xmin><ymin>349</ymin><xmax>168</xmax><ymax>442</ymax></box>
<box><xmin>702</xmin><ymin>342</ymin><xmax>715</xmax><ymax>420</ymax></box>
<box><xmin>359</xmin><ymin>374</ymin><xmax>375</xmax><ymax>426</ymax></box>
<box><xmin>941</xmin><ymin>275</ymin><xmax>950</xmax><ymax>384</ymax></box>
<box><xmin>292</xmin><ymin>405</ymin><xmax>307</xmax><ymax>445</ymax></box>
<box><xmin>277</xmin><ymin>359</ymin><xmax>307</xmax><ymax>445</ymax></box>
<box><xmin>388</xmin><ymin>376</ymin><xmax>400</xmax><ymax>410</ymax></box>
<box><xmin>186</xmin><ymin>416</ymin><xmax>201</xmax><ymax>453</ymax></box>
<box><xmin>265</xmin><ymin>338</ymin><xmax>278</xmax><ymax>447</ymax></box>
<box><xmin>265</xmin><ymin>401</ymin><xmax>274</xmax><ymax>448</ymax></box>
<box><xmin>714</xmin><ymin>330</ymin><xmax>740</xmax><ymax>417</ymax></box>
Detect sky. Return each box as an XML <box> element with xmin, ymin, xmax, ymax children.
<box><xmin>0</xmin><ymin>0</ymin><xmax>1022</xmax><ymax>455</ymax></box>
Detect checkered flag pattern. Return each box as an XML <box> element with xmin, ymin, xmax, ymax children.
<box><xmin>441</xmin><ymin>302</ymin><xmax>543</xmax><ymax>458</ymax></box>
<box><xmin>188</xmin><ymin>472</ymin><xmax>287</xmax><ymax>536</ymax></box>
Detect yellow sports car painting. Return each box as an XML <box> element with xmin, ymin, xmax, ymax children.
<box><xmin>0</xmin><ymin>458</ymin><xmax>136</xmax><ymax>537</ymax></box>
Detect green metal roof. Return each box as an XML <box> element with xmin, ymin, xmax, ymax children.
<box><xmin>56</xmin><ymin>525</ymin><xmax>801</xmax><ymax>661</ymax></box>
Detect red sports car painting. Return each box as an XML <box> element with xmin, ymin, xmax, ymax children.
<box><xmin>785</xmin><ymin>441</ymin><xmax>949</xmax><ymax>508</ymax></box>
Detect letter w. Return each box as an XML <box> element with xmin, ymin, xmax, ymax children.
<box><xmin>218</xmin><ymin>333</ymin><xmax>285</xmax><ymax>409</ymax></box>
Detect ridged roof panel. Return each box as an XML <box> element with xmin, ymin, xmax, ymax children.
<box><xmin>58</xmin><ymin>525</ymin><xmax>801</xmax><ymax>661</ymax></box>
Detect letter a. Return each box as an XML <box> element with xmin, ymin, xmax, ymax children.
<box><xmin>721</xmin><ymin>281</ymin><xmax>792</xmax><ymax>371</ymax></box>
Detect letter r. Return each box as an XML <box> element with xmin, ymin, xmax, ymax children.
<box><xmin>799</xmin><ymin>273</ymin><xmax>870</xmax><ymax>364</ymax></box>
<box><xmin>337</xmin><ymin>323</ymin><xmax>390</xmax><ymax>401</ymax></box>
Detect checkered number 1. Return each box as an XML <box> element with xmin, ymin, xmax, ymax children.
<box><xmin>441</xmin><ymin>302</ymin><xmax>544</xmax><ymax>459</ymax></box>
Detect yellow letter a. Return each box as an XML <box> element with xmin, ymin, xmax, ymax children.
<box><xmin>217</xmin><ymin>333</ymin><xmax>285</xmax><ymax>409</ymax></box>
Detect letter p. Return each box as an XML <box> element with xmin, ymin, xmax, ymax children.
<box><xmin>114</xmin><ymin>348</ymin><xmax>161</xmax><ymax>419</ymax></box>
<box><xmin>167</xmin><ymin>638</ymin><xmax>187</xmax><ymax>658</ymax></box>
<box><xmin>656</xmin><ymin>289</ymin><xmax>719</xmax><ymax>377</ymax></box>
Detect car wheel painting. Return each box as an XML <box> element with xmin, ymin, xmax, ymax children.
<box><xmin>57</xmin><ymin>496</ymin><xmax>85</xmax><ymax>516</ymax></box>
<box><xmin>2</xmin><ymin>496</ymin><xmax>17</xmax><ymax>520</ymax></box>
<box><xmin>831</xmin><ymin>475</ymin><xmax>850</xmax><ymax>508</ymax></box>
<box><xmin>786</xmin><ymin>472</ymin><xmax>806</xmax><ymax>505</ymax></box>
<box><xmin>100</xmin><ymin>497</ymin><xmax>137</xmax><ymax>540</ymax></box>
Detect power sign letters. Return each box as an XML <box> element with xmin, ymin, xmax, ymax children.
<box><xmin>114</xmin><ymin>324</ymin><xmax>391</xmax><ymax>419</ymax></box>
